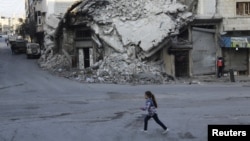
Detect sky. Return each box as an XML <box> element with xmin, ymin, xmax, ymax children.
<box><xmin>0</xmin><ymin>0</ymin><xmax>25</xmax><ymax>18</ymax></box>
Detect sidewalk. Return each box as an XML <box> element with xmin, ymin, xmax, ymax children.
<box><xmin>175</xmin><ymin>75</ymin><xmax>250</xmax><ymax>84</ymax></box>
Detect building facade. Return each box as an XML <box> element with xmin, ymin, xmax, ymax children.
<box><xmin>25</xmin><ymin>0</ymin><xmax>79</xmax><ymax>46</ymax></box>
<box><xmin>25</xmin><ymin>0</ymin><xmax>46</xmax><ymax>44</ymax></box>
<box><xmin>53</xmin><ymin>0</ymin><xmax>194</xmax><ymax>74</ymax></box>
<box><xmin>190</xmin><ymin>0</ymin><xmax>222</xmax><ymax>76</ymax></box>
<box><xmin>0</xmin><ymin>17</ymin><xmax>22</xmax><ymax>35</ymax></box>
<box><xmin>191</xmin><ymin>0</ymin><xmax>250</xmax><ymax>77</ymax></box>
<box><xmin>218</xmin><ymin>0</ymin><xmax>250</xmax><ymax>76</ymax></box>
<box><xmin>25</xmin><ymin>0</ymin><xmax>250</xmax><ymax>78</ymax></box>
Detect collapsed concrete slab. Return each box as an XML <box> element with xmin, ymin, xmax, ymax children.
<box><xmin>39</xmin><ymin>0</ymin><xmax>194</xmax><ymax>84</ymax></box>
<box><xmin>72</xmin><ymin>0</ymin><xmax>193</xmax><ymax>55</ymax></box>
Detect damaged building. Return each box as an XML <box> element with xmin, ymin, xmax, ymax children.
<box><xmin>39</xmin><ymin>0</ymin><xmax>194</xmax><ymax>84</ymax></box>
<box><xmin>192</xmin><ymin>0</ymin><xmax>250</xmax><ymax>77</ymax></box>
<box><xmin>37</xmin><ymin>0</ymin><xmax>250</xmax><ymax>84</ymax></box>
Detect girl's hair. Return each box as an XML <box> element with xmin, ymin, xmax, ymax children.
<box><xmin>145</xmin><ymin>91</ymin><xmax>158</xmax><ymax>108</ymax></box>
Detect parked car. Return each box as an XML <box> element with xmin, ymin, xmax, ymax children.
<box><xmin>2</xmin><ymin>34</ymin><xmax>8</xmax><ymax>41</ymax></box>
<box><xmin>11</xmin><ymin>39</ymin><xmax>28</xmax><ymax>54</ymax></box>
<box><xmin>0</xmin><ymin>35</ymin><xmax>3</xmax><ymax>42</ymax></box>
<box><xmin>8</xmin><ymin>35</ymin><xmax>17</xmax><ymax>46</ymax></box>
<box><xmin>26</xmin><ymin>43</ymin><xmax>41</xmax><ymax>59</ymax></box>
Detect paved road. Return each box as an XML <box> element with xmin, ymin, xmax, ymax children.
<box><xmin>1</xmin><ymin>41</ymin><xmax>250</xmax><ymax>141</ymax></box>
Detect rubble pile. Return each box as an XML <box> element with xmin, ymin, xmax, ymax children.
<box><xmin>84</xmin><ymin>53</ymin><xmax>172</xmax><ymax>84</ymax></box>
<box><xmin>54</xmin><ymin>53</ymin><xmax>173</xmax><ymax>84</ymax></box>
<box><xmin>38</xmin><ymin>14</ymin><xmax>71</xmax><ymax>72</ymax></box>
<box><xmin>38</xmin><ymin>54</ymin><xmax>71</xmax><ymax>73</ymax></box>
<box><xmin>38</xmin><ymin>0</ymin><xmax>193</xmax><ymax>84</ymax></box>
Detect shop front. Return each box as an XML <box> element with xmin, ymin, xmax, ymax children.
<box><xmin>220</xmin><ymin>36</ymin><xmax>250</xmax><ymax>75</ymax></box>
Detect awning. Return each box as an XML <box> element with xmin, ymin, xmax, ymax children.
<box><xmin>220</xmin><ymin>36</ymin><xmax>250</xmax><ymax>48</ymax></box>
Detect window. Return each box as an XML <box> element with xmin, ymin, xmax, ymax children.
<box><xmin>75</xmin><ymin>29</ymin><xmax>91</xmax><ymax>40</ymax></box>
<box><xmin>236</xmin><ymin>2</ymin><xmax>250</xmax><ymax>16</ymax></box>
<box><xmin>37</xmin><ymin>16</ymin><xmax>41</xmax><ymax>25</ymax></box>
<box><xmin>36</xmin><ymin>11</ymin><xmax>42</xmax><ymax>25</ymax></box>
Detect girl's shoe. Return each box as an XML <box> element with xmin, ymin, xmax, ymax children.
<box><xmin>140</xmin><ymin>129</ymin><xmax>148</xmax><ymax>133</ymax></box>
<box><xmin>162</xmin><ymin>128</ymin><xmax>169</xmax><ymax>134</ymax></box>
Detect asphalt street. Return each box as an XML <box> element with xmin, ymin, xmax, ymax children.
<box><xmin>1</xmin><ymin>40</ymin><xmax>250</xmax><ymax>141</ymax></box>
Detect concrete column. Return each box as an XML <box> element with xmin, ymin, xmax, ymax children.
<box><xmin>188</xmin><ymin>25</ymin><xmax>192</xmax><ymax>42</ymax></box>
<box><xmin>189</xmin><ymin>50</ymin><xmax>193</xmax><ymax>77</ymax></box>
<box><xmin>89</xmin><ymin>48</ymin><xmax>93</xmax><ymax>66</ymax></box>
<box><xmin>248</xmin><ymin>50</ymin><xmax>250</xmax><ymax>76</ymax></box>
<box><xmin>215</xmin><ymin>24</ymin><xmax>221</xmax><ymax>77</ymax></box>
<box><xmin>58</xmin><ymin>28</ymin><xmax>68</xmax><ymax>54</ymax></box>
<box><xmin>78</xmin><ymin>49</ymin><xmax>84</xmax><ymax>69</ymax></box>
<box><xmin>163</xmin><ymin>47</ymin><xmax>175</xmax><ymax>77</ymax></box>
<box><xmin>215</xmin><ymin>25</ymin><xmax>222</xmax><ymax>57</ymax></box>
<box><xmin>188</xmin><ymin>26</ymin><xmax>193</xmax><ymax>77</ymax></box>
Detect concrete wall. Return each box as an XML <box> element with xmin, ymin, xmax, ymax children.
<box><xmin>223</xmin><ymin>18</ymin><xmax>250</xmax><ymax>31</ymax></box>
<box><xmin>62</xmin><ymin>28</ymin><xmax>74</xmax><ymax>55</ymax></box>
<box><xmin>217</xmin><ymin>0</ymin><xmax>236</xmax><ymax>17</ymax></box>
<box><xmin>217</xmin><ymin>0</ymin><xmax>250</xmax><ymax>31</ymax></box>
<box><xmin>162</xmin><ymin>47</ymin><xmax>175</xmax><ymax>77</ymax></box>
<box><xmin>46</xmin><ymin>0</ymin><xmax>78</xmax><ymax>18</ymax></box>
<box><xmin>35</xmin><ymin>0</ymin><xmax>47</xmax><ymax>12</ymax></box>
<box><xmin>197</xmin><ymin>0</ymin><xmax>216</xmax><ymax>16</ymax></box>
<box><xmin>54</xmin><ymin>0</ymin><xmax>77</xmax><ymax>14</ymax></box>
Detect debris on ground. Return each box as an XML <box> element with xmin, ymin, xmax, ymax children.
<box><xmin>38</xmin><ymin>0</ymin><xmax>194</xmax><ymax>84</ymax></box>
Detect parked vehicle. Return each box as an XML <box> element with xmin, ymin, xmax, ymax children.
<box><xmin>11</xmin><ymin>39</ymin><xmax>28</xmax><ymax>54</ymax></box>
<box><xmin>26</xmin><ymin>43</ymin><xmax>41</xmax><ymax>59</ymax></box>
<box><xmin>0</xmin><ymin>34</ymin><xmax>8</xmax><ymax>42</ymax></box>
<box><xmin>8</xmin><ymin>35</ymin><xmax>17</xmax><ymax>46</ymax></box>
<box><xmin>0</xmin><ymin>35</ymin><xmax>4</xmax><ymax>42</ymax></box>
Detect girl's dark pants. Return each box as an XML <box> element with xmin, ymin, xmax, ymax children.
<box><xmin>144</xmin><ymin>113</ymin><xmax>167</xmax><ymax>130</ymax></box>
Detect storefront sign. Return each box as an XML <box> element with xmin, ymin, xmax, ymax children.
<box><xmin>220</xmin><ymin>37</ymin><xmax>250</xmax><ymax>48</ymax></box>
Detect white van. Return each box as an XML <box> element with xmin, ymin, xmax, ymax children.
<box><xmin>26</xmin><ymin>43</ymin><xmax>41</xmax><ymax>59</ymax></box>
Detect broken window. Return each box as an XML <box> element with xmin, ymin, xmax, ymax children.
<box><xmin>75</xmin><ymin>29</ymin><xmax>91</xmax><ymax>40</ymax></box>
<box><xmin>36</xmin><ymin>11</ymin><xmax>42</xmax><ymax>25</ymax></box>
<box><xmin>236</xmin><ymin>2</ymin><xmax>250</xmax><ymax>16</ymax></box>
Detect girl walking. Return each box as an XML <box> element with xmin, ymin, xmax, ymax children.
<box><xmin>140</xmin><ymin>91</ymin><xmax>168</xmax><ymax>134</ymax></box>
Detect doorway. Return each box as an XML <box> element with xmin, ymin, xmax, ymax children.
<box><xmin>174</xmin><ymin>50</ymin><xmax>189</xmax><ymax>77</ymax></box>
<box><xmin>78</xmin><ymin>48</ymin><xmax>90</xmax><ymax>69</ymax></box>
<box><xmin>83</xmin><ymin>48</ymin><xmax>90</xmax><ymax>68</ymax></box>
